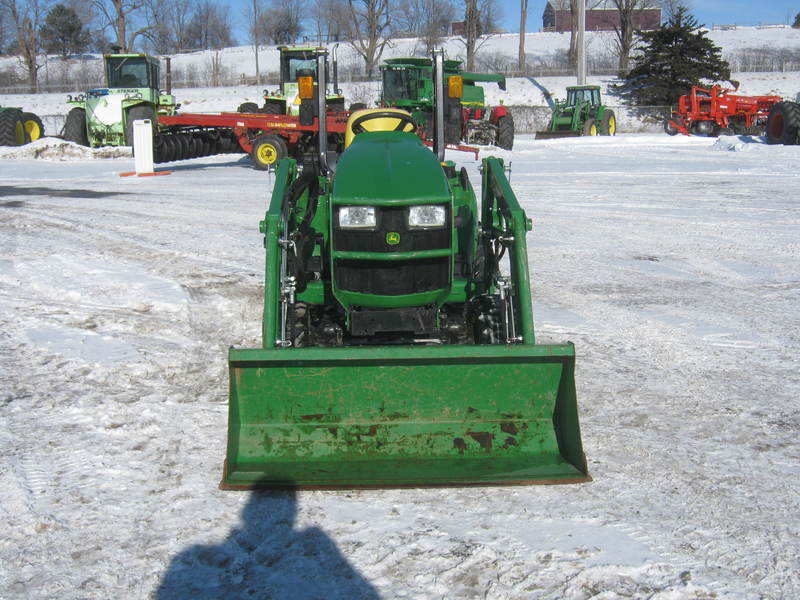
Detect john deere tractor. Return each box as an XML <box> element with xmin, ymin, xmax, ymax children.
<box><xmin>222</xmin><ymin>49</ymin><xmax>587</xmax><ymax>489</ymax></box>
<box><xmin>63</xmin><ymin>53</ymin><xmax>177</xmax><ymax>147</ymax></box>
<box><xmin>380</xmin><ymin>57</ymin><xmax>514</xmax><ymax>149</ymax></box>
<box><xmin>237</xmin><ymin>45</ymin><xmax>345</xmax><ymax>116</ymax></box>
<box><xmin>0</xmin><ymin>107</ymin><xmax>45</xmax><ymax>146</ymax></box>
<box><xmin>537</xmin><ymin>85</ymin><xmax>616</xmax><ymax>139</ymax></box>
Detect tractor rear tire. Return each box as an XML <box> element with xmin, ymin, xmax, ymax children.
<box><xmin>664</xmin><ymin>119</ymin><xmax>679</xmax><ymax>136</ymax></box>
<box><xmin>251</xmin><ymin>134</ymin><xmax>288</xmax><ymax>170</ymax></box>
<box><xmin>262</xmin><ymin>102</ymin><xmax>283</xmax><ymax>115</ymax></box>
<box><xmin>237</xmin><ymin>102</ymin><xmax>260</xmax><ymax>113</ymax></box>
<box><xmin>0</xmin><ymin>108</ymin><xmax>25</xmax><ymax>146</ymax></box>
<box><xmin>125</xmin><ymin>105</ymin><xmax>156</xmax><ymax>153</ymax></box>
<box><xmin>582</xmin><ymin>118</ymin><xmax>598</xmax><ymax>136</ymax></box>
<box><xmin>766</xmin><ymin>101</ymin><xmax>800</xmax><ymax>145</ymax></box>
<box><xmin>21</xmin><ymin>112</ymin><xmax>44</xmax><ymax>142</ymax></box>
<box><xmin>601</xmin><ymin>110</ymin><xmax>616</xmax><ymax>136</ymax></box>
<box><xmin>496</xmin><ymin>115</ymin><xmax>514</xmax><ymax>150</ymax></box>
<box><xmin>63</xmin><ymin>108</ymin><xmax>89</xmax><ymax>146</ymax></box>
<box><xmin>349</xmin><ymin>102</ymin><xmax>367</xmax><ymax>112</ymax></box>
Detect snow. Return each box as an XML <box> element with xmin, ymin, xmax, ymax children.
<box><xmin>1</xmin><ymin>26</ymin><xmax>800</xmax><ymax>599</ymax></box>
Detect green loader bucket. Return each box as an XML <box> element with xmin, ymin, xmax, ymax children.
<box><xmin>222</xmin><ymin>343</ymin><xmax>589</xmax><ymax>489</ymax></box>
<box><xmin>535</xmin><ymin>130</ymin><xmax>583</xmax><ymax>139</ymax></box>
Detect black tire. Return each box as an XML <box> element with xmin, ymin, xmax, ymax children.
<box><xmin>62</xmin><ymin>107</ymin><xmax>88</xmax><ymax>146</ymax></box>
<box><xmin>766</xmin><ymin>101</ymin><xmax>800</xmax><ymax>145</ymax></box>
<box><xmin>691</xmin><ymin>120</ymin><xmax>714</xmax><ymax>137</ymax></box>
<box><xmin>21</xmin><ymin>112</ymin><xmax>45</xmax><ymax>142</ymax></box>
<box><xmin>125</xmin><ymin>105</ymin><xmax>156</xmax><ymax>154</ymax></box>
<box><xmin>251</xmin><ymin>134</ymin><xmax>288</xmax><ymax>170</ymax></box>
<box><xmin>237</xmin><ymin>102</ymin><xmax>259</xmax><ymax>113</ymax></box>
<box><xmin>601</xmin><ymin>109</ymin><xmax>616</xmax><ymax>136</ymax></box>
<box><xmin>0</xmin><ymin>108</ymin><xmax>25</xmax><ymax>146</ymax></box>
<box><xmin>262</xmin><ymin>101</ymin><xmax>283</xmax><ymax>115</ymax></box>
<box><xmin>664</xmin><ymin>119</ymin><xmax>679</xmax><ymax>136</ymax></box>
<box><xmin>496</xmin><ymin>114</ymin><xmax>514</xmax><ymax>149</ymax></box>
<box><xmin>582</xmin><ymin>118</ymin><xmax>598</xmax><ymax>136</ymax></box>
<box><xmin>349</xmin><ymin>102</ymin><xmax>367</xmax><ymax>112</ymax></box>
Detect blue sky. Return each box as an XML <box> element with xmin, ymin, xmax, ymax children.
<box><xmin>223</xmin><ymin>1</ymin><xmax>799</xmax><ymax>44</ymax></box>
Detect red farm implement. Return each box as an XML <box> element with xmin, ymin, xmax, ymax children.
<box><xmin>665</xmin><ymin>84</ymin><xmax>781</xmax><ymax>137</ymax></box>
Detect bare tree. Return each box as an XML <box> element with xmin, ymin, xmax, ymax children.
<box><xmin>460</xmin><ymin>0</ymin><xmax>500</xmax><ymax>70</ymax></box>
<box><xmin>246</xmin><ymin>0</ymin><xmax>262</xmax><ymax>84</ymax></box>
<box><xmin>92</xmin><ymin>0</ymin><xmax>149</xmax><ymax>51</ymax></box>
<box><xmin>186</xmin><ymin>1</ymin><xmax>233</xmax><ymax>50</ymax></box>
<box><xmin>346</xmin><ymin>0</ymin><xmax>392</xmax><ymax>77</ymax></box>
<box><xmin>309</xmin><ymin>0</ymin><xmax>349</xmax><ymax>43</ymax></box>
<box><xmin>259</xmin><ymin>0</ymin><xmax>303</xmax><ymax>45</ymax></box>
<box><xmin>610</xmin><ymin>0</ymin><xmax>660</xmax><ymax>72</ymax></box>
<box><xmin>518</xmin><ymin>0</ymin><xmax>527</xmax><ymax>71</ymax></box>
<box><xmin>2</xmin><ymin>0</ymin><xmax>49</xmax><ymax>91</ymax></box>
<box><xmin>394</xmin><ymin>0</ymin><xmax>455</xmax><ymax>53</ymax></box>
<box><xmin>659</xmin><ymin>0</ymin><xmax>687</xmax><ymax>22</ymax></box>
<box><xmin>568</xmin><ymin>0</ymin><xmax>603</xmax><ymax>69</ymax></box>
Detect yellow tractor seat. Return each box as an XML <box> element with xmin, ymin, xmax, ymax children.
<box><xmin>344</xmin><ymin>108</ymin><xmax>417</xmax><ymax>149</ymax></box>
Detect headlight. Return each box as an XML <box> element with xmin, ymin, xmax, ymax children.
<box><xmin>408</xmin><ymin>205</ymin><xmax>446</xmax><ymax>228</ymax></box>
<box><xmin>338</xmin><ymin>206</ymin><xmax>376</xmax><ymax>228</ymax></box>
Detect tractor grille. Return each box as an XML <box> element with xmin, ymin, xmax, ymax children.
<box><xmin>333</xmin><ymin>205</ymin><xmax>451</xmax><ymax>296</ymax></box>
<box><xmin>335</xmin><ymin>258</ymin><xmax>449</xmax><ymax>296</ymax></box>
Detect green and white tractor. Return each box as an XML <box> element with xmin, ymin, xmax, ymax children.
<box><xmin>63</xmin><ymin>53</ymin><xmax>177</xmax><ymax>147</ymax></box>
<box><xmin>237</xmin><ymin>45</ymin><xmax>346</xmax><ymax>116</ymax></box>
<box><xmin>537</xmin><ymin>85</ymin><xmax>616</xmax><ymax>139</ymax></box>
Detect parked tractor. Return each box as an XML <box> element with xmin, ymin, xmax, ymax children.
<box><xmin>665</xmin><ymin>84</ymin><xmax>781</xmax><ymax>137</ymax></box>
<box><xmin>222</xmin><ymin>49</ymin><xmax>588</xmax><ymax>489</ymax></box>
<box><xmin>536</xmin><ymin>85</ymin><xmax>616</xmax><ymax>139</ymax></box>
<box><xmin>0</xmin><ymin>107</ymin><xmax>45</xmax><ymax>146</ymax></box>
<box><xmin>237</xmin><ymin>45</ymin><xmax>346</xmax><ymax>116</ymax></box>
<box><xmin>63</xmin><ymin>53</ymin><xmax>177</xmax><ymax>147</ymax></box>
<box><xmin>765</xmin><ymin>100</ymin><xmax>800</xmax><ymax>145</ymax></box>
<box><xmin>380</xmin><ymin>57</ymin><xmax>514</xmax><ymax>149</ymax></box>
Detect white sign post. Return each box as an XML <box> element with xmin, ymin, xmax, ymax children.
<box><xmin>133</xmin><ymin>119</ymin><xmax>154</xmax><ymax>175</ymax></box>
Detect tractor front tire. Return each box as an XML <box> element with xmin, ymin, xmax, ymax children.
<box><xmin>251</xmin><ymin>134</ymin><xmax>288</xmax><ymax>170</ymax></box>
<box><xmin>582</xmin><ymin>118</ymin><xmax>598</xmax><ymax>136</ymax></box>
<box><xmin>125</xmin><ymin>105</ymin><xmax>156</xmax><ymax>152</ymax></box>
<box><xmin>63</xmin><ymin>108</ymin><xmax>89</xmax><ymax>146</ymax></box>
<box><xmin>766</xmin><ymin>101</ymin><xmax>800</xmax><ymax>145</ymax></box>
<box><xmin>21</xmin><ymin>112</ymin><xmax>44</xmax><ymax>142</ymax></box>
<box><xmin>664</xmin><ymin>119</ymin><xmax>679</xmax><ymax>136</ymax></box>
<box><xmin>0</xmin><ymin>108</ymin><xmax>25</xmax><ymax>146</ymax></box>
<box><xmin>601</xmin><ymin>110</ymin><xmax>616</xmax><ymax>136</ymax></box>
<box><xmin>496</xmin><ymin>115</ymin><xmax>514</xmax><ymax>150</ymax></box>
<box><xmin>237</xmin><ymin>102</ymin><xmax>260</xmax><ymax>113</ymax></box>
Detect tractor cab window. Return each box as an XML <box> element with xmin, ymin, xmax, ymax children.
<box><xmin>282</xmin><ymin>52</ymin><xmax>318</xmax><ymax>83</ymax></box>
<box><xmin>567</xmin><ymin>88</ymin><xmax>600</xmax><ymax>106</ymax></box>
<box><xmin>106</xmin><ymin>57</ymin><xmax>152</xmax><ymax>88</ymax></box>
<box><xmin>382</xmin><ymin>68</ymin><xmax>418</xmax><ymax>102</ymax></box>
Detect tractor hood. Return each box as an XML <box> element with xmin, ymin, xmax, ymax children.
<box><xmin>332</xmin><ymin>131</ymin><xmax>450</xmax><ymax>205</ymax></box>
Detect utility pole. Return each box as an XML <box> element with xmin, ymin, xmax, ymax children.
<box><xmin>252</xmin><ymin>0</ymin><xmax>261</xmax><ymax>86</ymax></box>
<box><xmin>577</xmin><ymin>0</ymin><xmax>586</xmax><ymax>84</ymax></box>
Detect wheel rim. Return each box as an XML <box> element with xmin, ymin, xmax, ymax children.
<box><xmin>608</xmin><ymin>116</ymin><xmax>616</xmax><ymax>135</ymax></box>
<box><xmin>24</xmin><ymin>120</ymin><xmax>41</xmax><ymax>141</ymax></box>
<box><xmin>256</xmin><ymin>143</ymin><xmax>278</xmax><ymax>165</ymax></box>
<box><xmin>590</xmin><ymin>124</ymin><xmax>597</xmax><ymax>136</ymax></box>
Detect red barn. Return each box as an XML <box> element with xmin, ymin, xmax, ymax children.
<box><xmin>542</xmin><ymin>0</ymin><xmax>661</xmax><ymax>33</ymax></box>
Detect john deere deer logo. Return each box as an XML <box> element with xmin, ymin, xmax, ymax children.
<box><xmin>386</xmin><ymin>232</ymin><xmax>401</xmax><ymax>245</ymax></box>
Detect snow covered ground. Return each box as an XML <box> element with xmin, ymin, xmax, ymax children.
<box><xmin>1</xmin><ymin>130</ymin><xmax>799</xmax><ymax>599</ymax></box>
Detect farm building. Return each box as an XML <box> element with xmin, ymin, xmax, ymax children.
<box><xmin>542</xmin><ymin>0</ymin><xmax>661</xmax><ymax>33</ymax></box>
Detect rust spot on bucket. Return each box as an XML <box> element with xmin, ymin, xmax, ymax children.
<box><xmin>502</xmin><ymin>437</ymin><xmax>518</xmax><ymax>448</ymax></box>
<box><xmin>301</xmin><ymin>414</ymin><xmax>325</xmax><ymax>421</ymax></box>
<box><xmin>327</xmin><ymin>427</ymin><xmax>338</xmax><ymax>437</ymax></box>
<box><xmin>453</xmin><ymin>438</ymin><xmax>467</xmax><ymax>454</ymax></box>
<box><xmin>500</xmin><ymin>422</ymin><xmax>518</xmax><ymax>435</ymax></box>
<box><xmin>467</xmin><ymin>431</ymin><xmax>494</xmax><ymax>450</ymax></box>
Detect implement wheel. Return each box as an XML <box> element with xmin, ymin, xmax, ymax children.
<box><xmin>251</xmin><ymin>134</ymin><xmax>288</xmax><ymax>170</ymax></box>
<box><xmin>62</xmin><ymin>108</ymin><xmax>88</xmax><ymax>146</ymax></box>
<box><xmin>0</xmin><ymin>108</ymin><xmax>25</xmax><ymax>146</ymax></box>
<box><xmin>766</xmin><ymin>101</ymin><xmax>800</xmax><ymax>145</ymax></box>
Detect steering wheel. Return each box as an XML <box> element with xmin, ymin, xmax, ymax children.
<box><xmin>350</xmin><ymin>111</ymin><xmax>417</xmax><ymax>135</ymax></box>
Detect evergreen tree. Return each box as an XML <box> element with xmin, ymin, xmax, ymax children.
<box><xmin>793</xmin><ymin>12</ymin><xmax>800</xmax><ymax>28</ymax></box>
<box><xmin>40</xmin><ymin>4</ymin><xmax>90</xmax><ymax>58</ymax></box>
<box><xmin>617</xmin><ymin>7</ymin><xmax>730</xmax><ymax>106</ymax></box>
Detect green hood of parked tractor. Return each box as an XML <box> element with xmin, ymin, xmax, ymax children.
<box><xmin>332</xmin><ymin>131</ymin><xmax>450</xmax><ymax>205</ymax></box>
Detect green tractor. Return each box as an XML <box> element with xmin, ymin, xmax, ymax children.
<box><xmin>222</xmin><ymin>50</ymin><xmax>588</xmax><ymax>489</ymax></box>
<box><xmin>0</xmin><ymin>107</ymin><xmax>45</xmax><ymax>146</ymax></box>
<box><xmin>537</xmin><ymin>85</ymin><xmax>616</xmax><ymax>139</ymax></box>
<box><xmin>63</xmin><ymin>53</ymin><xmax>177</xmax><ymax>147</ymax></box>
<box><xmin>237</xmin><ymin>45</ymin><xmax>346</xmax><ymax>116</ymax></box>
<box><xmin>380</xmin><ymin>57</ymin><xmax>514</xmax><ymax>149</ymax></box>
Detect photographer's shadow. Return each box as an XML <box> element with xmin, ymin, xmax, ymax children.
<box><xmin>157</xmin><ymin>489</ymin><xmax>381</xmax><ymax>600</ymax></box>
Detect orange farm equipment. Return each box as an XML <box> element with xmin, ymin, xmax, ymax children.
<box><xmin>665</xmin><ymin>85</ymin><xmax>781</xmax><ymax>137</ymax></box>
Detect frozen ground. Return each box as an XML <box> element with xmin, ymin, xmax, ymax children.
<box><xmin>1</xmin><ymin>132</ymin><xmax>799</xmax><ymax>599</ymax></box>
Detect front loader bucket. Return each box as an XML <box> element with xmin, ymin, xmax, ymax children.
<box><xmin>223</xmin><ymin>344</ymin><xmax>589</xmax><ymax>489</ymax></box>
<box><xmin>535</xmin><ymin>130</ymin><xmax>582</xmax><ymax>139</ymax></box>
